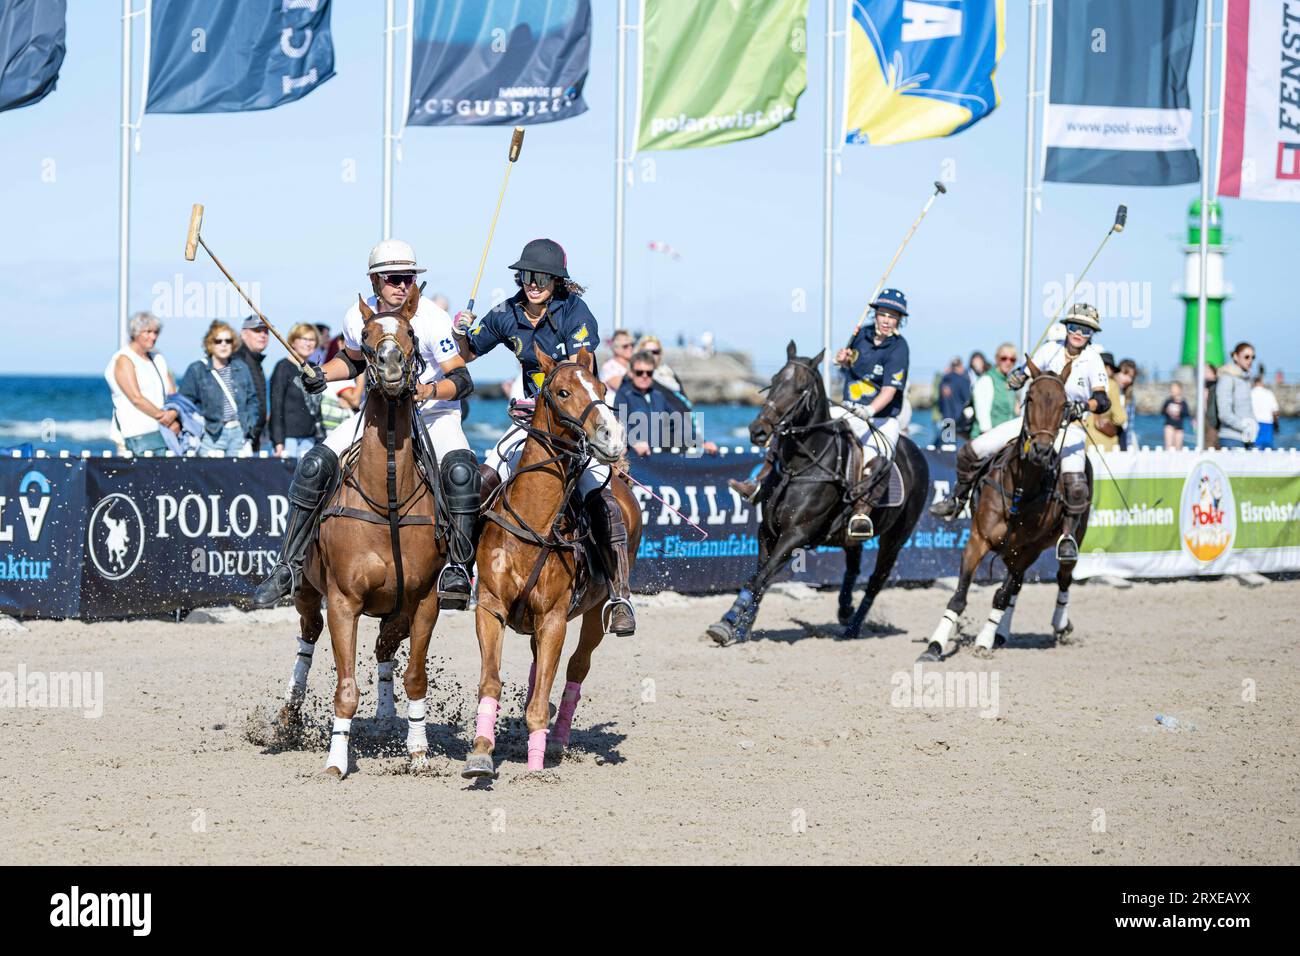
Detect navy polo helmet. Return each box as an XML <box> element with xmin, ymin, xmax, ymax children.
<box><xmin>871</xmin><ymin>287</ymin><xmax>908</xmax><ymax>317</ymax></box>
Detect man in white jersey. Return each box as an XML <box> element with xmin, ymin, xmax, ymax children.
<box><xmin>252</xmin><ymin>239</ymin><xmax>480</xmax><ymax>609</ymax></box>
<box><xmin>929</xmin><ymin>303</ymin><xmax>1110</xmax><ymax>563</ymax></box>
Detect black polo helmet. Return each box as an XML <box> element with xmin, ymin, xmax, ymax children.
<box><xmin>509</xmin><ymin>238</ymin><xmax>569</xmax><ymax>279</ymax></box>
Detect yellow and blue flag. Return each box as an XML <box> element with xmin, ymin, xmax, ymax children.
<box><xmin>844</xmin><ymin>0</ymin><xmax>1005</xmax><ymax>146</ymax></box>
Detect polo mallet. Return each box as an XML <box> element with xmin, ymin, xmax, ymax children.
<box><xmin>184</xmin><ymin>204</ymin><xmax>318</xmax><ymax>381</ymax></box>
<box><xmin>1029</xmin><ymin>204</ymin><xmax>1127</xmax><ymax>356</ymax></box>
<box><xmin>465</xmin><ymin>127</ymin><xmax>525</xmax><ymax>315</ymax></box>
<box><xmin>846</xmin><ymin>181</ymin><xmax>948</xmax><ymax>351</ymax></box>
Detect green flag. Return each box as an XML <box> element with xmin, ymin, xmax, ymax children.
<box><xmin>635</xmin><ymin>0</ymin><xmax>807</xmax><ymax>151</ymax></box>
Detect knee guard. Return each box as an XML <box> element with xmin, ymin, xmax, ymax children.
<box><xmin>288</xmin><ymin>444</ymin><xmax>339</xmax><ymax>509</ymax></box>
<box><xmin>441</xmin><ymin>449</ymin><xmax>482</xmax><ymax>515</ymax></box>
<box><xmin>1062</xmin><ymin>472</ymin><xmax>1090</xmax><ymax>515</ymax></box>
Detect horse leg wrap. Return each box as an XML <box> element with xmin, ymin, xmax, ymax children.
<box><xmin>376</xmin><ymin>661</ymin><xmax>396</xmax><ymax>719</ymax></box>
<box><xmin>285</xmin><ymin>638</ymin><xmax>314</xmax><ymax>704</ymax></box>
<box><xmin>930</xmin><ymin>609</ymin><xmax>959</xmax><ymax>649</ymax></box>
<box><xmin>997</xmin><ymin>594</ymin><xmax>1016</xmax><ymax>640</ymax></box>
<box><xmin>474</xmin><ymin>696</ymin><xmax>499</xmax><ymax>748</ymax></box>
<box><xmin>440</xmin><ymin>448</ymin><xmax>482</xmax><ymax>567</ymax></box>
<box><xmin>1052</xmin><ymin>591</ymin><xmax>1070</xmax><ymax>633</ymax></box>
<box><xmin>527</xmin><ymin>729</ymin><xmax>548</xmax><ymax>771</ymax></box>
<box><xmin>723</xmin><ymin>588</ymin><xmax>754</xmax><ymax>625</ymax></box>
<box><xmin>975</xmin><ymin>608</ymin><xmax>1004</xmax><ymax>651</ymax></box>
<box><xmin>552</xmin><ymin>682</ymin><xmax>582</xmax><ymax>749</ymax></box>
<box><xmin>406</xmin><ymin>696</ymin><xmax>427</xmax><ymax>754</ymax></box>
<box><xmin>326</xmin><ymin>717</ymin><xmax>351</xmax><ymax>775</ymax></box>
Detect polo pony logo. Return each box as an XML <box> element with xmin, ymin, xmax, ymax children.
<box><xmin>88</xmin><ymin>493</ymin><xmax>145</xmax><ymax>581</ymax></box>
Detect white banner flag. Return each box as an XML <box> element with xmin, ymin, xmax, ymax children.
<box><xmin>1216</xmin><ymin>0</ymin><xmax>1300</xmax><ymax>201</ymax></box>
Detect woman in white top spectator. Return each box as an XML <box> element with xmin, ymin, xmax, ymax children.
<box><xmin>1251</xmin><ymin>370</ymin><xmax>1280</xmax><ymax>449</ymax></box>
<box><xmin>104</xmin><ymin>311</ymin><xmax>179</xmax><ymax>454</ymax></box>
<box><xmin>601</xmin><ymin>329</ymin><xmax>634</xmax><ymax>391</ymax></box>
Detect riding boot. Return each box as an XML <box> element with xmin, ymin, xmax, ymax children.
<box><xmin>728</xmin><ymin>448</ymin><xmax>776</xmax><ymax>503</ymax></box>
<box><xmin>585</xmin><ymin>486</ymin><xmax>636</xmax><ymax>636</ymax></box>
<box><xmin>847</xmin><ymin>456</ymin><xmax>891</xmax><ymax>541</ymax></box>
<box><xmin>1055</xmin><ymin>472</ymin><xmax>1090</xmax><ymax>564</ymax></box>
<box><xmin>251</xmin><ymin>444</ymin><xmax>339</xmax><ymax>608</ymax></box>
<box><xmin>437</xmin><ymin>448</ymin><xmax>481</xmax><ymax>610</ymax></box>
<box><xmin>929</xmin><ymin>441</ymin><xmax>983</xmax><ymax>519</ymax></box>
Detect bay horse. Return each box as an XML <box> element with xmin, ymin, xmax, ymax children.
<box><xmin>462</xmin><ymin>347</ymin><xmax>642</xmax><ymax>778</ymax></box>
<box><xmin>279</xmin><ymin>288</ymin><xmax>449</xmax><ymax>777</ymax></box>
<box><xmin>706</xmin><ymin>341</ymin><xmax>929</xmax><ymax>644</ymax></box>
<box><xmin>921</xmin><ymin>359</ymin><xmax>1092</xmax><ymax>662</ymax></box>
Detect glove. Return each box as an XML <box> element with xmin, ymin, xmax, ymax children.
<box><xmin>453</xmin><ymin>310</ymin><xmax>476</xmax><ymax>335</ymax></box>
<box><xmin>1005</xmin><ymin>366</ymin><xmax>1028</xmax><ymax>390</ymax></box>
<box><xmin>835</xmin><ymin>400</ymin><xmax>873</xmax><ymax>423</ymax></box>
<box><xmin>300</xmin><ymin>363</ymin><xmax>327</xmax><ymax>395</ymax></box>
<box><xmin>508</xmin><ymin>397</ymin><xmax>536</xmax><ymax>424</ymax></box>
<box><xmin>1066</xmin><ymin>400</ymin><xmax>1088</xmax><ymax>422</ymax></box>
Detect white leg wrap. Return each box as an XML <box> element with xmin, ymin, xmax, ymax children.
<box><xmin>1051</xmin><ymin>591</ymin><xmax>1070</xmax><ymax>633</ymax></box>
<box><xmin>996</xmin><ymin>595</ymin><xmax>1016</xmax><ymax>639</ymax></box>
<box><xmin>326</xmin><ymin>717</ymin><xmax>351</xmax><ymax>775</ymax></box>
<box><xmin>285</xmin><ymin>638</ymin><xmax>315</xmax><ymax>704</ymax></box>
<box><xmin>376</xmin><ymin>661</ymin><xmax>396</xmax><ymax>719</ymax></box>
<box><xmin>930</xmin><ymin>609</ymin><xmax>958</xmax><ymax>649</ymax></box>
<box><xmin>975</xmin><ymin>608</ymin><xmax>1004</xmax><ymax>651</ymax></box>
<box><xmin>406</xmin><ymin>697</ymin><xmax>428</xmax><ymax>754</ymax></box>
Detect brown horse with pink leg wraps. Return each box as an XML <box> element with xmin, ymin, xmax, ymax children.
<box><xmin>462</xmin><ymin>347</ymin><xmax>641</xmax><ymax>777</ymax></box>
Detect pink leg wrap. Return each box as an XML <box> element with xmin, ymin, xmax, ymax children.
<box><xmin>526</xmin><ymin>660</ymin><xmax>536</xmax><ymax>701</ymax></box>
<box><xmin>527</xmin><ymin>729</ymin><xmax>548</xmax><ymax>771</ymax></box>
<box><xmin>551</xmin><ymin>681</ymin><xmax>582</xmax><ymax>749</ymax></box>
<box><xmin>475</xmin><ymin>697</ymin><xmax>499</xmax><ymax>748</ymax></box>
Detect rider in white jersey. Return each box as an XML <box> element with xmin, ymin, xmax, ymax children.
<box><xmin>929</xmin><ymin>303</ymin><xmax>1110</xmax><ymax>563</ymax></box>
<box><xmin>252</xmin><ymin>239</ymin><xmax>480</xmax><ymax>609</ymax></box>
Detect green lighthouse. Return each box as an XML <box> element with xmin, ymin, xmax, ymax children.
<box><xmin>1179</xmin><ymin>198</ymin><xmax>1228</xmax><ymax>368</ymax></box>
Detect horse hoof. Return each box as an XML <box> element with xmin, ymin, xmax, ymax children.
<box><xmin>707</xmin><ymin>621</ymin><xmax>733</xmax><ymax>645</ymax></box>
<box><xmin>917</xmin><ymin>642</ymin><xmax>944</xmax><ymax>663</ymax></box>
<box><xmin>971</xmin><ymin>645</ymin><xmax>996</xmax><ymax>660</ymax></box>
<box><xmin>461</xmin><ymin>753</ymin><xmax>496</xmax><ymax>779</ymax></box>
<box><xmin>837</xmin><ymin>606</ymin><xmax>853</xmax><ymax>627</ymax></box>
<box><xmin>408</xmin><ymin>752</ymin><xmax>430</xmax><ymax>773</ymax></box>
<box><xmin>324</xmin><ymin>765</ymin><xmax>344</xmax><ymax>780</ymax></box>
<box><xmin>276</xmin><ymin>702</ymin><xmax>300</xmax><ymax>729</ymax></box>
<box><xmin>993</xmin><ymin>633</ymin><xmax>1007</xmax><ymax>649</ymax></box>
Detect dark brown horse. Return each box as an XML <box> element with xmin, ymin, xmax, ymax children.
<box><xmin>921</xmin><ymin>359</ymin><xmax>1091</xmax><ymax>661</ymax></box>
<box><xmin>462</xmin><ymin>347</ymin><xmax>642</xmax><ymax>778</ymax></box>
<box><xmin>280</xmin><ymin>286</ymin><xmax>449</xmax><ymax>777</ymax></box>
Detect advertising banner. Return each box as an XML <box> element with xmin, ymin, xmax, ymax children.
<box><xmin>0</xmin><ymin>458</ymin><xmax>84</xmax><ymax>618</ymax></box>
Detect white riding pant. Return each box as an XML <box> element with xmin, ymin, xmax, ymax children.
<box><xmin>322</xmin><ymin>403</ymin><xmax>470</xmax><ymax>459</ymax></box>
<box><xmin>969</xmin><ymin>416</ymin><xmax>1088</xmax><ymax>474</ymax></box>
<box><xmin>829</xmin><ymin>407</ymin><xmax>900</xmax><ymax>463</ymax></box>
<box><xmin>486</xmin><ymin>423</ymin><xmax>610</xmax><ymax>498</ymax></box>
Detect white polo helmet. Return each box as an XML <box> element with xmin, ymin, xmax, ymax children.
<box><xmin>367</xmin><ymin>239</ymin><xmax>426</xmax><ymax>276</ymax></box>
<box><xmin>1064</xmin><ymin>302</ymin><xmax>1102</xmax><ymax>332</ymax></box>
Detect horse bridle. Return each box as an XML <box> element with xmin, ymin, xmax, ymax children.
<box><xmin>359</xmin><ymin>311</ymin><xmax>426</xmax><ymax>397</ymax></box>
<box><xmin>756</xmin><ymin>359</ymin><xmax>825</xmax><ymax>438</ymax></box>
<box><xmin>1017</xmin><ymin>373</ymin><xmax>1069</xmax><ymax>461</ymax></box>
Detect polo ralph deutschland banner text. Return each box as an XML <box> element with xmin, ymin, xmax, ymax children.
<box><xmin>1043</xmin><ymin>0</ymin><xmax>1200</xmax><ymax>185</ymax></box>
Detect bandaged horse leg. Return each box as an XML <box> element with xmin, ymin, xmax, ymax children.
<box><xmin>324</xmin><ymin>599</ymin><xmax>362</xmax><ymax>778</ymax></box>
<box><xmin>920</xmin><ymin>528</ymin><xmax>991</xmax><ymax>661</ymax></box>
<box><xmin>462</xmin><ymin>604</ymin><xmax>505</xmax><ymax>779</ymax></box>
<box><xmin>437</xmin><ymin>448</ymin><xmax>482</xmax><ymax>610</ymax></box>
<box><xmin>552</xmin><ymin>610</ymin><xmax>604</xmax><ymax>751</ymax></box>
<box><xmin>975</xmin><ymin>574</ymin><xmax>1018</xmax><ymax>655</ymax></box>
<box><xmin>1052</xmin><ymin>561</ymin><xmax>1076</xmax><ymax>641</ymax></box>
<box><xmin>843</xmin><ymin>514</ymin><xmax>912</xmax><ymax>639</ymax></box>
<box><xmin>253</xmin><ymin>444</ymin><xmax>339</xmax><ymax>608</ymax></box>
<box><xmin>376</xmin><ymin>660</ymin><xmax>396</xmax><ymax>721</ymax></box>
<box><xmin>403</xmin><ymin>590</ymin><xmax>439</xmax><ymax>765</ymax></box>
<box><xmin>373</xmin><ymin>613</ymin><xmax>406</xmax><ymax>722</ymax></box>
<box><xmin>281</xmin><ymin>583</ymin><xmax>324</xmax><ymax>718</ymax></box>
<box><xmin>585</xmin><ymin>486</ymin><xmax>636</xmax><ymax>636</ymax></box>
<box><xmin>837</xmin><ymin>545</ymin><xmax>863</xmax><ymax>626</ymax></box>
<box><xmin>997</xmin><ymin>589</ymin><xmax>1019</xmax><ymax>641</ymax></box>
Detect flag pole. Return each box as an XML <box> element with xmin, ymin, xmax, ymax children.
<box><xmin>613</xmin><ymin>0</ymin><xmax>629</xmax><ymax>331</ymax></box>
<box><xmin>382</xmin><ymin>0</ymin><xmax>395</xmax><ymax>239</ymax></box>
<box><xmin>820</xmin><ymin>0</ymin><xmax>836</xmax><ymax>390</ymax></box>
<box><xmin>1195</xmin><ymin>0</ymin><xmax>1214</xmax><ymax>451</ymax></box>
<box><xmin>118</xmin><ymin>0</ymin><xmax>135</xmax><ymax>351</ymax></box>
<box><xmin>1019</xmin><ymin>0</ymin><xmax>1041</xmax><ymax>360</ymax></box>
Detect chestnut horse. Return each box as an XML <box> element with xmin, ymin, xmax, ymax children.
<box><xmin>921</xmin><ymin>359</ymin><xmax>1091</xmax><ymax>661</ymax></box>
<box><xmin>281</xmin><ymin>287</ymin><xmax>449</xmax><ymax>777</ymax></box>
<box><xmin>462</xmin><ymin>347</ymin><xmax>641</xmax><ymax>778</ymax></box>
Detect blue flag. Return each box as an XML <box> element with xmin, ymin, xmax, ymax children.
<box><xmin>146</xmin><ymin>0</ymin><xmax>334</xmax><ymax>113</ymax></box>
<box><xmin>0</xmin><ymin>0</ymin><xmax>66</xmax><ymax>114</ymax></box>
<box><xmin>407</xmin><ymin>0</ymin><xmax>590</xmax><ymax>127</ymax></box>
<box><xmin>1043</xmin><ymin>0</ymin><xmax>1199</xmax><ymax>185</ymax></box>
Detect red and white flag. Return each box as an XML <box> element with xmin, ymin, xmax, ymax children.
<box><xmin>1217</xmin><ymin>0</ymin><xmax>1300</xmax><ymax>201</ymax></box>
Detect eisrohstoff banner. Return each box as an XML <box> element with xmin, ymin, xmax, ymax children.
<box><xmin>1216</xmin><ymin>0</ymin><xmax>1300</xmax><ymax>202</ymax></box>
<box><xmin>407</xmin><ymin>0</ymin><xmax>590</xmax><ymax>127</ymax></box>
<box><xmin>1076</xmin><ymin>449</ymin><xmax>1300</xmax><ymax>579</ymax></box>
<box><xmin>635</xmin><ymin>0</ymin><xmax>807</xmax><ymax>151</ymax></box>
<box><xmin>843</xmin><ymin>0</ymin><xmax>1005</xmax><ymax>146</ymax></box>
<box><xmin>1043</xmin><ymin>0</ymin><xmax>1200</xmax><ymax>185</ymax></box>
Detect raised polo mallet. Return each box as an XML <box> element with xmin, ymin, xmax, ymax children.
<box><xmin>845</xmin><ymin>181</ymin><xmax>948</xmax><ymax>355</ymax></box>
<box><xmin>184</xmin><ymin>203</ymin><xmax>317</xmax><ymax>381</ymax></box>
<box><xmin>1029</xmin><ymin>203</ymin><xmax>1128</xmax><ymax>354</ymax></box>
<box><xmin>465</xmin><ymin>126</ymin><xmax>525</xmax><ymax>315</ymax></box>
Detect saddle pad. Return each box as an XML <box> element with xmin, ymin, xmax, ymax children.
<box><xmin>882</xmin><ymin>462</ymin><xmax>905</xmax><ymax>508</ymax></box>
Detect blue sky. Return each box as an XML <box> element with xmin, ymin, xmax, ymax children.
<box><xmin>1</xmin><ymin>0</ymin><xmax>1296</xmax><ymax>385</ymax></box>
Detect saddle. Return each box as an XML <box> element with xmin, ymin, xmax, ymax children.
<box><xmin>844</xmin><ymin>438</ymin><xmax>906</xmax><ymax>509</ymax></box>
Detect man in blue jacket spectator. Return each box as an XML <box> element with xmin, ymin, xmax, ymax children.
<box><xmin>613</xmin><ymin>350</ymin><xmax>717</xmax><ymax>456</ymax></box>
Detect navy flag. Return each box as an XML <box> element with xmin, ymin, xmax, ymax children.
<box><xmin>407</xmin><ymin>0</ymin><xmax>590</xmax><ymax>127</ymax></box>
<box><xmin>146</xmin><ymin>0</ymin><xmax>334</xmax><ymax>113</ymax></box>
<box><xmin>1043</xmin><ymin>0</ymin><xmax>1200</xmax><ymax>186</ymax></box>
<box><xmin>0</xmin><ymin>0</ymin><xmax>66</xmax><ymax>114</ymax></box>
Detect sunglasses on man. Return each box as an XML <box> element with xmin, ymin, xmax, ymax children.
<box><xmin>517</xmin><ymin>270</ymin><xmax>556</xmax><ymax>289</ymax></box>
<box><xmin>631</xmin><ymin>368</ymin><xmax>655</xmax><ymax>378</ymax></box>
<box><xmin>1064</xmin><ymin>322</ymin><xmax>1094</xmax><ymax>337</ymax></box>
<box><xmin>381</xmin><ymin>273</ymin><xmax>416</xmax><ymax>286</ymax></box>
<box><xmin>996</xmin><ymin>354</ymin><xmax>1016</xmax><ymax>364</ymax></box>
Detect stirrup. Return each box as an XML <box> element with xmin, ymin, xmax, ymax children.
<box><xmin>847</xmin><ymin>512</ymin><xmax>875</xmax><ymax>541</ymax></box>
<box><xmin>436</xmin><ymin>563</ymin><xmax>471</xmax><ymax>610</ymax></box>
<box><xmin>601</xmin><ymin>596</ymin><xmax>636</xmax><ymax>636</ymax></box>
<box><xmin>1055</xmin><ymin>533</ymin><xmax>1079</xmax><ymax>564</ymax></box>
